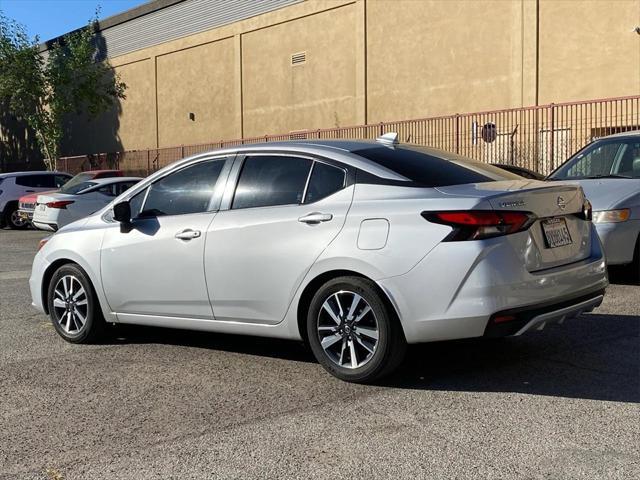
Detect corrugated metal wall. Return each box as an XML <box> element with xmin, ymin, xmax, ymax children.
<box><xmin>97</xmin><ymin>0</ymin><xmax>303</xmax><ymax>59</ymax></box>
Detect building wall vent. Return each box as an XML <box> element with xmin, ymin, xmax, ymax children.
<box><xmin>291</xmin><ymin>51</ymin><xmax>306</xmax><ymax>66</ymax></box>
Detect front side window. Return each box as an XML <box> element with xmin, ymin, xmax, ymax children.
<box><xmin>140</xmin><ymin>159</ymin><xmax>225</xmax><ymax>217</ymax></box>
<box><xmin>232</xmin><ymin>156</ymin><xmax>312</xmax><ymax>209</ymax></box>
<box><xmin>305</xmin><ymin>162</ymin><xmax>345</xmax><ymax>203</ymax></box>
<box><xmin>550</xmin><ymin>139</ymin><xmax>640</xmax><ymax>179</ymax></box>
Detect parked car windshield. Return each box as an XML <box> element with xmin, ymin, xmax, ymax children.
<box><xmin>352</xmin><ymin>145</ymin><xmax>520</xmax><ymax>187</ymax></box>
<box><xmin>59</xmin><ymin>173</ymin><xmax>95</xmax><ymax>193</ymax></box>
<box><xmin>63</xmin><ymin>181</ymin><xmax>98</xmax><ymax>195</ymax></box>
<box><xmin>550</xmin><ymin>138</ymin><xmax>640</xmax><ymax>180</ymax></box>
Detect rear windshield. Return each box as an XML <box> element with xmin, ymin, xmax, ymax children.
<box><xmin>59</xmin><ymin>172</ymin><xmax>94</xmax><ymax>193</ymax></box>
<box><xmin>63</xmin><ymin>181</ymin><xmax>98</xmax><ymax>195</ymax></box>
<box><xmin>352</xmin><ymin>145</ymin><xmax>520</xmax><ymax>187</ymax></box>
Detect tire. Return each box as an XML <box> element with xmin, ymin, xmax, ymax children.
<box><xmin>630</xmin><ymin>234</ymin><xmax>640</xmax><ymax>284</ymax></box>
<box><xmin>47</xmin><ymin>263</ymin><xmax>106</xmax><ymax>343</ymax></box>
<box><xmin>306</xmin><ymin>276</ymin><xmax>406</xmax><ymax>383</ymax></box>
<box><xmin>4</xmin><ymin>203</ymin><xmax>28</xmax><ymax>230</ymax></box>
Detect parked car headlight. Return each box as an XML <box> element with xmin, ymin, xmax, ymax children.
<box><xmin>592</xmin><ymin>208</ymin><xmax>630</xmax><ymax>223</ymax></box>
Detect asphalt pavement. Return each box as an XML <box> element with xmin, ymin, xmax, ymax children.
<box><xmin>0</xmin><ymin>229</ymin><xmax>638</xmax><ymax>479</ymax></box>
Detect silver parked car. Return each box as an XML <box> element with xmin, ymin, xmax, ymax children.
<box><xmin>30</xmin><ymin>135</ymin><xmax>608</xmax><ymax>382</ymax></box>
<box><xmin>548</xmin><ymin>131</ymin><xmax>640</xmax><ymax>275</ymax></box>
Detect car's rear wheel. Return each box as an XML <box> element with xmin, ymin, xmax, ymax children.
<box><xmin>307</xmin><ymin>276</ymin><xmax>406</xmax><ymax>383</ymax></box>
<box><xmin>47</xmin><ymin>264</ymin><xmax>106</xmax><ymax>343</ymax></box>
<box><xmin>4</xmin><ymin>204</ymin><xmax>28</xmax><ymax>230</ymax></box>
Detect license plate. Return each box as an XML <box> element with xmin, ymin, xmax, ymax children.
<box><xmin>542</xmin><ymin>217</ymin><xmax>573</xmax><ymax>248</ymax></box>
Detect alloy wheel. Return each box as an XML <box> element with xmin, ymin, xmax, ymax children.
<box><xmin>316</xmin><ymin>290</ymin><xmax>379</xmax><ymax>369</ymax></box>
<box><xmin>52</xmin><ymin>275</ymin><xmax>89</xmax><ymax>334</ymax></box>
<box><xmin>10</xmin><ymin>210</ymin><xmax>27</xmax><ymax>228</ymax></box>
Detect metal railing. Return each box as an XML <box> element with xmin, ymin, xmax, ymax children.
<box><xmin>56</xmin><ymin>95</ymin><xmax>640</xmax><ymax>176</ymax></box>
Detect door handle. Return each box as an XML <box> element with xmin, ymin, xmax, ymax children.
<box><xmin>25</xmin><ymin>190</ymin><xmax>34</xmax><ymax>193</ymax></box>
<box><xmin>175</xmin><ymin>229</ymin><xmax>201</xmax><ymax>240</ymax></box>
<box><xmin>298</xmin><ymin>212</ymin><xmax>333</xmax><ymax>224</ymax></box>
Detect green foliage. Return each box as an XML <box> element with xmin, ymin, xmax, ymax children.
<box><xmin>0</xmin><ymin>11</ymin><xmax>126</xmax><ymax>169</ymax></box>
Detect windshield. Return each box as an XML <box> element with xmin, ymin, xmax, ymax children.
<box><xmin>62</xmin><ymin>181</ymin><xmax>98</xmax><ymax>195</ymax></box>
<box><xmin>352</xmin><ymin>145</ymin><xmax>521</xmax><ymax>187</ymax></box>
<box><xmin>550</xmin><ymin>138</ymin><xmax>640</xmax><ymax>180</ymax></box>
<box><xmin>59</xmin><ymin>172</ymin><xmax>94</xmax><ymax>193</ymax></box>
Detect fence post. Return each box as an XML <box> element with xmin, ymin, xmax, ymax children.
<box><xmin>379</xmin><ymin>122</ymin><xmax>384</xmax><ymax>136</ymax></box>
<box><xmin>181</xmin><ymin>145</ymin><xmax>185</xmax><ymax>158</ymax></box>
<box><xmin>146</xmin><ymin>150</ymin><xmax>150</xmax><ymax>176</ymax></box>
<box><xmin>549</xmin><ymin>103</ymin><xmax>556</xmax><ymax>171</ymax></box>
<box><xmin>455</xmin><ymin>114</ymin><xmax>460</xmax><ymax>154</ymax></box>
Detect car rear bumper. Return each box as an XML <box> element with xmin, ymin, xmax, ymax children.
<box><xmin>32</xmin><ymin>221</ymin><xmax>58</xmax><ymax>232</ymax></box>
<box><xmin>377</xmin><ymin>226</ymin><xmax>608</xmax><ymax>344</ymax></box>
<box><xmin>483</xmin><ymin>289</ymin><xmax>604</xmax><ymax>337</ymax></box>
<box><xmin>594</xmin><ymin>220</ymin><xmax>640</xmax><ymax>265</ymax></box>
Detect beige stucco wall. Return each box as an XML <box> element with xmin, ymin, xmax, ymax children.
<box><xmin>538</xmin><ymin>0</ymin><xmax>640</xmax><ymax>104</ymax></box>
<box><xmin>242</xmin><ymin>2</ymin><xmax>363</xmax><ymax>137</ymax></box>
<box><xmin>62</xmin><ymin>57</ymin><xmax>156</xmax><ymax>155</ymax></box>
<box><xmin>156</xmin><ymin>37</ymin><xmax>238</xmax><ymax>146</ymax></box>
<box><xmin>59</xmin><ymin>0</ymin><xmax>640</xmax><ymax>156</ymax></box>
<box><xmin>366</xmin><ymin>0</ymin><xmax>529</xmax><ymax>122</ymax></box>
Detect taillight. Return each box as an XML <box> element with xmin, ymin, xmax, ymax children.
<box><xmin>46</xmin><ymin>200</ymin><xmax>74</xmax><ymax>209</ymax></box>
<box><xmin>422</xmin><ymin>210</ymin><xmax>537</xmax><ymax>241</ymax></box>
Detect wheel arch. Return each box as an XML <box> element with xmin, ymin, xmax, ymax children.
<box><xmin>296</xmin><ymin>269</ymin><xmax>403</xmax><ymax>344</ymax></box>
<box><xmin>41</xmin><ymin>259</ymin><xmax>78</xmax><ymax>314</ymax></box>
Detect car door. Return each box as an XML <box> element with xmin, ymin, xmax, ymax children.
<box><xmin>101</xmin><ymin>157</ymin><xmax>231</xmax><ymax>319</ymax></box>
<box><xmin>204</xmin><ymin>154</ymin><xmax>353</xmax><ymax>324</ymax></box>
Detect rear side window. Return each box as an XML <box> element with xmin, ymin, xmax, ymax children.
<box><xmin>232</xmin><ymin>156</ymin><xmax>312</xmax><ymax>209</ymax></box>
<box><xmin>353</xmin><ymin>146</ymin><xmax>518</xmax><ymax>187</ymax></box>
<box><xmin>141</xmin><ymin>159</ymin><xmax>224</xmax><ymax>217</ymax></box>
<box><xmin>305</xmin><ymin>162</ymin><xmax>345</xmax><ymax>203</ymax></box>
<box><xmin>15</xmin><ymin>174</ymin><xmax>57</xmax><ymax>188</ymax></box>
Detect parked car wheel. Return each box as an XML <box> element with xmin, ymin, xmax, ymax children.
<box><xmin>47</xmin><ymin>264</ymin><xmax>106</xmax><ymax>343</ymax></box>
<box><xmin>307</xmin><ymin>276</ymin><xmax>406</xmax><ymax>383</ymax></box>
<box><xmin>4</xmin><ymin>203</ymin><xmax>28</xmax><ymax>229</ymax></box>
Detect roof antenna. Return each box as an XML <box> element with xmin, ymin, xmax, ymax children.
<box><xmin>376</xmin><ymin>132</ymin><xmax>399</xmax><ymax>146</ymax></box>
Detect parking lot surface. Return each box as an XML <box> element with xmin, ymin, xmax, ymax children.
<box><xmin>0</xmin><ymin>229</ymin><xmax>638</xmax><ymax>479</ymax></box>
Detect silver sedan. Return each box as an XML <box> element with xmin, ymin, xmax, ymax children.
<box><xmin>30</xmin><ymin>136</ymin><xmax>608</xmax><ymax>382</ymax></box>
<box><xmin>548</xmin><ymin>131</ymin><xmax>640</xmax><ymax>277</ymax></box>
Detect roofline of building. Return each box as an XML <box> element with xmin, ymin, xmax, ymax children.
<box><xmin>38</xmin><ymin>0</ymin><xmax>186</xmax><ymax>52</ymax></box>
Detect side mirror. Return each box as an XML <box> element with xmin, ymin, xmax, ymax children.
<box><xmin>113</xmin><ymin>201</ymin><xmax>131</xmax><ymax>223</ymax></box>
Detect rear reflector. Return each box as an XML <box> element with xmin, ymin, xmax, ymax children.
<box><xmin>46</xmin><ymin>200</ymin><xmax>74</xmax><ymax>209</ymax></box>
<box><xmin>422</xmin><ymin>210</ymin><xmax>537</xmax><ymax>241</ymax></box>
<box><xmin>37</xmin><ymin>237</ymin><xmax>51</xmax><ymax>251</ymax></box>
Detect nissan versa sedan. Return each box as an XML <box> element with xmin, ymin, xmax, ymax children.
<box><xmin>30</xmin><ymin>135</ymin><xmax>608</xmax><ymax>382</ymax></box>
<box><xmin>548</xmin><ymin>131</ymin><xmax>640</xmax><ymax>276</ymax></box>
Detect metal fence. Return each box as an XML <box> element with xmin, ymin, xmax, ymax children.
<box><xmin>56</xmin><ymin>95</ymin><xmax>640</xmax><ymax>177</ymax></box>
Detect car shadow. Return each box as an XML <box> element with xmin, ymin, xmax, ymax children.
<box><xmin>607</xmin><ymin>265</ymin><xmax>639</xmax><ymax>286</ymax></box>
<box><xmin>108</xmin><ymin>312</ymin><xmax>639</xmax><ymax>404</ymax></box>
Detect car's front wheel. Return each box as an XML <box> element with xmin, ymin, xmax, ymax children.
<box><xmin>47</xmin><ymin>264</ymin><xmax>106</xmax><ymax>343</ymax></box>
<box><xmin>307</xmin><ymin>276</ymin><xmax>406</xmax><ymax>383</ymax></box>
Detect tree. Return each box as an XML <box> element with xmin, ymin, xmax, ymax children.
<box><xmin>0</xmin><ymin>12</ymin><xmax>126</xmax><ymax>170</ymax></box>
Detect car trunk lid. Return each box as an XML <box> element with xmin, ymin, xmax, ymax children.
<box><xmin>435</xmin><ymin>180</ymin><xmax>592</xmax><ymax>271</ymax></box>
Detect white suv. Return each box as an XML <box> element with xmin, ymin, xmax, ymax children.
<box><xmin>0</xmin><ymin>171</ymin><xmax>71</xmax><ymax>229</ymax></box>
